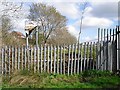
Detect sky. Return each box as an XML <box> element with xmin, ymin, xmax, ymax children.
<box><xmin>1</xmin><ymin>0</ymin><xmax>119</xmax><ymax>43</ymax></box>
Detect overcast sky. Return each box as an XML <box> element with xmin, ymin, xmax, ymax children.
<box><xmin>1</xmin><ymin>0</ymin><xmax>119</xmax><ymax>42</ymax></box>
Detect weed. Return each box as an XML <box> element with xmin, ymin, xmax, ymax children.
<box><xmin>2</xmin><ymin>70</ymin><xmax>120</xmax><ymax>88</ymax></box>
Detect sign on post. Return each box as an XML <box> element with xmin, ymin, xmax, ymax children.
<box><xmin>25</xmin><ymin>21</ymin><xmax>37</xmax><ymax>48</ymax></box>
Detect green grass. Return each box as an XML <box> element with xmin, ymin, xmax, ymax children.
<box><xmin>2</xmin><ymin>70</ymin><xmax>120</xmax><ymax>88</ymax></box>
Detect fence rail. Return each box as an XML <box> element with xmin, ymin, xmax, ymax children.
<box><xmin>0</xmin><ymin>26</ymin><xmax>120</xmax><ymax>75</ymax></box>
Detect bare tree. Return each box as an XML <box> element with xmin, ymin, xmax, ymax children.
<box><xmin>78</xmin><ymin>2</ymin><xmax>88</xmax><ymax>43</ymax></box>
<box><xmin>0</xmin><ymin>2</ymin><xmax>23</xmax><ymax>45</ymax></box>
<box><xmin>28</xmin><ymin>3</ymin><xmax>67</xmax><ymax>45</ymax></box>
<box><xmin>0</xmin><ymin>2</ymin><xmax>23</xmax><ymax>19</ymax></box>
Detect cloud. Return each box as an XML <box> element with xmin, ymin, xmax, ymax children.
<box><xmin>90</xmin><ymin>0</ymin><xmax>118</xmax><ymax>3</ymax></box>
<box><xmin>73</xmin><ymin>16</ymin><xmax>113</xmax><ymax>30</ymax></box>
<box><xmin>90</xmin><ymin>2</ymin><xmax>118</xmax><ymax>19</ymax></box>
<box><xmin>3</xmin><ymin>0</ymin><xmax>119</xmax><ymax>2</ymax></box>
<box><xmin>84</xmin><ymin>6</ymin><xmax>93</xmax><ymax>17</ymax></box>
<box><xmin>81</xmin><ymin>35</ymin><xmax>98</xmax><ymax>42</ymax></box>
<box><xmin>48</xmin><ymin>2</ymin><xmax>80</xmax><ymax>20</ymax></box>
<box><xmin>47</xmin><ymin>1</ymin><xmax>117</xmax><ymax>41</ymax></box>
<box><xmin>83</xmin><ymin>17</ymin><xmax>113</xmax><ymax>27</ymax></box>
<box><xmin>84</xmin><ymin>36</ymin><xmax>91</xmax><ymax>41</ymax></box>
<box><xmin>67</xmin><ymin>25</ymin><xmax>79</xmax><ymax>39</ymax></box>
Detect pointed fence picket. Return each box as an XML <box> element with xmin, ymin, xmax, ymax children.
<box><xmin>1</xmin><ymin>27</ymin><xmax>120</xmax><ymax>75</ymax></box>
<box><xmin>0</xmin><ymin>43</ymin><xmax>115</xmax><ymax>75</ymax></box>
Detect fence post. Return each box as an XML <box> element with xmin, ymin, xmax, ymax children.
<box><xmin>96</xmin><ymin>28</ymin><xmax>100</xmax><ymax>70</ymax></box>
<box><xmin>54</xmin><ymin>46</ymin><xmax>56</xmax><ymax>74</ymax></box>
<box><xmin>50</xmin><ymin>45</ymin><xmax>53</xmax><ymax>73</ymax></box>
<box><xmin>30</xmin><ymin>46</ymin><xmax>32</xmax><ymax>70</ymax></box>
<box><xmin>8</xmin><ymin>46</ymin><xmax>11</xmax><ymax>74</ymax></box>
<box><xmin>40</xmin><ymin>45</ymin><xmax>43</xmax><ymax>73</ymax></box>
<box><xmin>18</xmin><ymin>46</ymin><xmax>20</xmax><ymax>70</ymax></box>
<box><xmin>63</xmin><ymin>45</ymin><xmax>66</xmax><ymax>75</ymax></box>
<box><xmin>68</xmin><ymin>45</ymin><xmax>71</xmax><ymax>76</ymax></box>
<box><xmin>109</xmin><ymin>29</ymin><xmax>112</xmax><ymax>72</ymax></box>
<box><xmin>103</xmin><ymin>29</ymin><xmax>106</xmax><ymax>71</ymax></box>
<box><xmin>0</xmin><ymin>48</ymin><xmax>1</xmax><ymax>75</ymax></box>
<box><xmin>106</xmin><ymin>29</ymin><xmax>109</xmax><ymax>71</ymax></box>
<box><xmin>47</xmin><ymin>45</ymin><xmax>50</xmax><ymax>73</ymax></box>
<box><xmin>117</xmin><ymin>26</ymin><xmax>120</xmax><ymax>71</ymax></box>
<box><xmin>71</xmin><ymin>44</ymin><xmax>74</xmax><ymax>75</ymax></box>
<box><xmin>93</xmin><ymin>42</ymin><xmax>96</xmax><ymax>70</ymax></box>
<box><xmin>44</xmin><ymin>44</ymin><xmax>46</xmax><ymax>72</ymax></box>
<box><xmin>112</xmin><ymin>28</ymin><xmax>117</xmax><ymax>72</ymax></box>
<box><xmin>21</xmin><ymin>46</ymin><xmax>23</xmax><ymax>70</ymax></box>
<box><xmin>89</xmin><ymin>42</ymin><xmax>92</xmax><ymax>70</ymax></box>
<box><xmin>4</xmin><ymin>46</ymin><xmax>7</xmax><ymax>75</ymax></box>
<box><xmin>77</xmin><ymin>43</ymin><xmax>80</xmax><ymax>74</ymax></box>
<box><xmin>74</xmin><ymin>44</ymin><xmax>77</xmax><ymax>74</ymax></box>
<box><xmin>57</xmin><ymin>45</ymin><xmax>59</xmax><ymax>74</ymax></box>
<box><xmin>114</xmin><ymin>27</ymin><xmax>117</xmax><ymax>72</ymax></box>
<box><xmin>14</xmin><ymin>46</ymin><xmax>17</xmax><ymax>70</ymax></box>
<box><xmin>37</xmin><ymin>46</ymin><xmax>40</xmax><ymax>73</ymax></box>
<box><xmin>80</xmin><ymin>43</ymin><xmax>83</xmax><ymax>72</ymax></box>
<box><xmin>119</xmin><ymin>26</ymin><xmax>120</xmax><ymax>71</ymax></box>
<box><xmin>24</xmin><ymin>46</ymin><xmax>26</xmax><ymax>69</ymax></box>
<box><xmin>34</xmin><ymin>46</ymin><xmax>36</xmax><ymax>73</ymax></box>
<box><xmin>100</xmin><ymin>29</ymin><xmax>103</xmax><ymax>71</ymax></box>
<box><xmin>60</xmin><ymin>46</ymin><xmax>63</xmax><ymax>74</ymax></box>
<box><xmin>83</xmin><ymin>42</ymin><xmax>86</xmax><ymax>71</ymax></box>
<box><xmin>86</xmin><ymin>42</ymin><xmax>89</xmax><ymax>70</ymax></box>
<box><xmin>1</xmin><ymin>47</ymin><xmax>4</xmax><ymax>75</ymax></box>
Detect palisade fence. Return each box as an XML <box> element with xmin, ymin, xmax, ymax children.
<box><xmin>0</xmin><ymin>26</ymin><xmax>120</xmax><ymax>75</ymax></box>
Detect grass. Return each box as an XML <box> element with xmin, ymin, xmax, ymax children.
<box><xmin>2</xmin><ymin>70</ymin><xmax>120</xmax><ymax>88</ymax></box>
